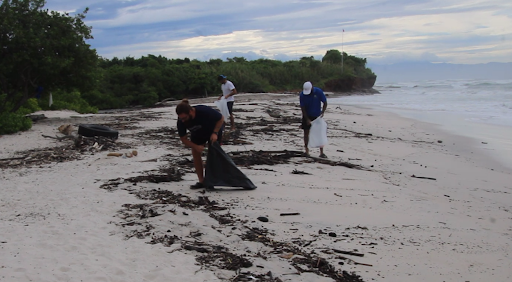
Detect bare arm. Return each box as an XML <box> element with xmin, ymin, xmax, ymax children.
<box><xmin>321</xmin><ymin>101</ymin><xmax>327</xmax><ymax>117</ymax></box>
<box><xmin>226</xmin><ymin>88</ymin><xmax>237</xmax><ymax>98</ymax></box>
<box><xmin>210</xmin><ymin>116</ymin><xmax>224</xmax><ymax>143</ymax></box>
<box><xmin>180</xmin><ymin>135</ymin><xmax>203</xmax><ymax>153</ymax></box>
<box><xmin>301</xmin><ymin>107</ymin><xmax>310</xmax><ymax>124</ymax></box>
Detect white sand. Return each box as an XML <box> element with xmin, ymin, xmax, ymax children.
<box><xmin>1</xmin><ymin>96</ymin><xmax>511</xmax><ymax>282</ymax></box>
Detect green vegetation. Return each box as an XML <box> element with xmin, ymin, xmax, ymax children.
<box><xmin>0</xmin><ymin>98</ymin><xmax>40</xmax><ymax>134</ymax></box>
<box><xmin>1</xmin><ymin>0</ymin><xmax>97</xmax><ymax>133</ymax></box>
<box><xmin>90</xmin><ymin>53</ymin><xmax>376</xmax><ymax>109</ymax></box>
<box><xmin>0</xmin><ymin>0</ymin><xmax>376</xmax><ymax>135</ymax></box>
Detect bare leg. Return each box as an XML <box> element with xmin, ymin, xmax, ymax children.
<box><xmin>303</xmin><ymin>129</ymin><xmax>310</xmax><ymax>155</ymax></box>
<box><xmin>192</xmin><ymin>148</ymin><xmax>204</xmax><ymax>183</ymax></box>
<box><xmin>230</xmin><ymin>114</ymin><xmax>235</xmax><ymax>130</ymax></box>
<box><xmin>320</xmin><ymin>147</ymin><xmax>324</xmax><ymax>156</ymax></box>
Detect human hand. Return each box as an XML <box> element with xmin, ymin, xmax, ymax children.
<box><xmin>210</xmin><ymin>132</ymin><xmax>218</xmax><ymax>143</ymax></box>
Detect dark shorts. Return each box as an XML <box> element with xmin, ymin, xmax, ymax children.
<box><xmin>190</xmin><ymin>129</ymin><xmax>224</xmax><ymax>145</ymax></box>
<box><xmin>301</xmin><ymin>115</ymin><xmax>318</xmax><ymax>131</ymax></box>
<box><xmin>227</xmin><ymin>101</ymin><xmax>234</xmax><ymax>115</ymax></box>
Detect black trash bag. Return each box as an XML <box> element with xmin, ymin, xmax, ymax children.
<box><xmin>204</xmin><ymin>142</ymin><xmax>257</xmax><ymax>190</ymax></box>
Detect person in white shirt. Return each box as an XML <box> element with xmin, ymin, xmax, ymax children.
<box><xmin>217</xmin><ymin>75</ymin><xmax>237</xmax><ymax>130</ymax></box>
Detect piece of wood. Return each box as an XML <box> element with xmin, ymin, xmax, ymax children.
<box><xmin>280</xmin><ymin>212</ymin><xmax>300</xmax><ymax>216</ymax></box>
<box><xmin>337</xmin><ymin>255</ymin><xmax>373</xmax><ymax>267</ymax></box>
<box><xmin>42</xmin><ymin>134</ymin><xmax>77</xmax><ymax>141</ymax></box>
<box><xmin>411</xmin><ymin>175</ymin><xmax>436</xmax><ymax>180</ymax></box>
<box><xmin>26</xmin><ymin>114</ymin><xmax>47</xmax><ymax>121</ymax></box>
<box><xmin>0</xmin><ymin>156</ymin><xmax>26</xmax><ymax>162</ymax></box>
<box><xmin>107</xmin><ymin>152</ymin><xmax>123</xmax><ymax>157</ymax></box>
<box><xmin>332</xmin><ymin>249</ymin><xmax>364</xmax><ymax>257</ymax></box>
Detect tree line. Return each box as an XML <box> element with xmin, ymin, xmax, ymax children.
<box><xmin>0</xmin><ymin>0</ymin><xmax>376</xmax><ymax>134</ymax></box>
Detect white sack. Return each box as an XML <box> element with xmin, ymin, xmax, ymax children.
<box><xmin>214</xmin><ymin>97</ymin><xmax>230</xmax><ymax>119</ymax></box>
<box><xmin>308</xmin><ymin>117</ymin><xmax>328</xmax><ymax>148</ymax></box>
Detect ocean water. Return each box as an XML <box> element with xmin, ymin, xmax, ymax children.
<box><xmin>329</xmin><ymin>79</ymin><xmax>512</xmax><ymax>169</ymax></box>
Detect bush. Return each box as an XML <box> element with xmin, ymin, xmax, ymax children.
<box><xmin>0</xmin><ymin>112</ymin><xmax>32</xmax><ymax>135</ymax></box>
<box><xmin>0</xmin><ymin>97</ymin><xmax>40</xmax><ymax>135</ymax></box>
<box><xmin>40</xmin><ymin>90</ymin><xmax>98</xmax><ymax>114</ymax></box>
<box><xmin>18</xmin><ymin>98</ymin><xmax>42</xmax><ymax>115</ymax></box>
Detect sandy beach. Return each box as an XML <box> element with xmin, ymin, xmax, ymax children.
<box><xmin>1</xmin><ymin>93</ymin><xmax>511</xmax><ymax>282</ymax></box>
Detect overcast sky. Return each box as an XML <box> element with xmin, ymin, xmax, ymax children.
<box><xmin>45</xmin><ymin>0</ymin><xmax>512</xmax><ymax>64</ymax></box>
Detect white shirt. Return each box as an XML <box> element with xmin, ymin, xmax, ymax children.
<box><xmin>221</xmin><ymin>80</ymin><xmax>236</xmax><ymax>102</ymax></box>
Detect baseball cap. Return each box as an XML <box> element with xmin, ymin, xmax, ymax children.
<box><xmin>303</xmin><ymin>81</ymin><xmax>312</xmax><ymax>95</ymax></box>
<box><xmin>218</xmin><ymin>74</ymin><xmax>227</xmax><ymax>80</ymax></box>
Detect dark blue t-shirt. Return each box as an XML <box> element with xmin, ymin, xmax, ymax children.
<box><xmin>177</xmin><ymin>105</ymin><xmax>222</xmax><ymax>141</ymax></box>
<box><xmin>300</xmin><ymin>87</ymin><xmax>327</xmax><ymax>117</ymax></box>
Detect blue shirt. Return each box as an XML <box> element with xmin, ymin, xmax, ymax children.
<box><xmin>299</xmin><ymin>87</ymin><xmax>327</xmax><ymax>117</ymax></box>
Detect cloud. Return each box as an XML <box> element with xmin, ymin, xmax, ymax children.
<box><xmin>45</xmin><ymin>0</ymin><xmax>512</xmax><ymax>64</ymax></box>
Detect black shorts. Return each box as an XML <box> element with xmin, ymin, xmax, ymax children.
<box><xmin>190</xmin><ymin>129</ymin><xmax>224</xmax><ymax>145</ymax></box>
<box><xmin>227</xmin><ymin>101</ymin><xmax>234</xmax><ymax>115</ymax></box>
<box><xmin>301</xmin><ymin>115</ymin><xmax>318</xmax><ymax>131</ymax></box>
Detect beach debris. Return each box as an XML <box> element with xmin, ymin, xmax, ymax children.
<box><xmin>25</xmin><ymin>113</ymin><xmax>47</xmax><ymax>122</ymax></box>
<box><xmin>337</xmin><ymin>256</ymin><xmax>373</xmax><ymax>267</ymax></box>
<box><xmin>197</xmin><ymin>249</ymin><xmax>253</xmax><ymax>270</ymax></box>
<box><xmin>229</xmin><ymin>150</ymin><xmax>368</xmax><ymax>170</ymax></box>
<box><xmin>437</xmin><ymin>140</ymin><xmax>443</xmax><ymax>143</ymax></box>
<box><xmin>112</xmin><ymin>180</ymin><xmax>366</xmax><ymax>282</ymax></box>
<box><xmin>183</xmin><ymin>244</ymin><xmax>211</xmax><ymax>253</ymax></box>
<box><xmin>278</xmin><ymin>253</ymin><xmax>295</xmax><ymax>259</ymax></box>
<box><xmin>291</xmin><ymin>169</ymin><xmax>311</xmax><ymax>175</ymax></box>
<box><xmin>411</xmin><ymin>174</ymin><xmax>437</xmax><ymax>180</ymax></box>
<box><xmin>132</xmin><ymin>150</ymin><xmax>138</xmax><ymax>156</ymax></box>
<box><xmin>107</xmin><ymin>152</ymin><xmax>123</xmax><ymax>157</ymax></box>
<box><xmin>149</xmin><ymin>234</ymin><xmax>179</xmax><ymax>247</ymax></box>
<box><xmin>257</xmin><ymin>216</ymin><xmax>269</xmax><ymax>222</ymax></box>
<box><xmin>58</xmin><ymin>124</ymin><xmax>75</xmax><ymax>135</ymax></box>
<box><xmin>266</xmin><ymin>109</ymin><xmax>281</xmax><ymax>118</ymax></box>
<box><xmin>78</xmin><ymin>124</ymin><xmax>119</xmax><ymax>139</ymax></box>
<box><xmin>332</xmin><ymin>249</ymin><xmax>365</xmax><ymax>257</ymax></box>
<box><xmin>280</xmin><ymin>213</ymin><xmax>300</xmax><ymax>216</ymax></box>
<box><xmin>334</xmin><ymin>193</ymin><xmax>343</xmax><ymax>198</ymax></box>
<box><xmin>328</xmin><ymin>232</ymin><xmax>337</xmax><ymax>237</ymax></box>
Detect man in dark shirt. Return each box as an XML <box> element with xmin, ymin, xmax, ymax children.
<box><xmin>176</xmin><ymin>99</ymin><xmax>224</xmax><ymax>189</ymax></box>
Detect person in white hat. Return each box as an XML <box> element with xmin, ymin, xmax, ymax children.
<box><xmin>299</xmin><ymin>81</ymin><xmax>328</xmax><ymax>158</ymax></box>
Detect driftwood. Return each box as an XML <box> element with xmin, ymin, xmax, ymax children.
<box><xmin>292</xmin><ymin>169</ymin><xmax>310</xmax><ymax>175</ymax></box>
<box><xmin>411</xmin><ymin>175</ymin><xmax>436</xmax><ymax>181</ymax></box>
<box><xmin>42</xmin><ymin>134</ymin><xmax>82</xmax><ymax>148</ymax></box>
<box><xmin>338</xmin><ymin>255</ymin><xmax>373</xmax><ymax>267</ymax></box>
<box><xmin>332</xmin><ymin>249</ymin><xmax>364</xmax><ymax>257</ymax></box>
<box><xmin>0</xmin><ymin>156</ymin><xmax>26</xmax><ymax>162</ymax></box>
<box><xmin>307</xmin><ymin>155</ymin><xmax>368</xmax><ymax>170</ymax></box>
<box><xmin>107</xmin><ymin>153</ymin><xmax>124</xmax><ymax>157</ymax></box>
<box><xmin>280</xmin><ymin>213</ymin><xmax>300</xmax><ymax>216</ymax></box>
<box><xmin>26</xmin><ymin>114</ymin><xmax>47</xmax><ymax>122</ymax></box>
<box><xmin>42</xmin><ymin>134</ymin><xmax>77</xmax><ymax>141</ymax></box>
